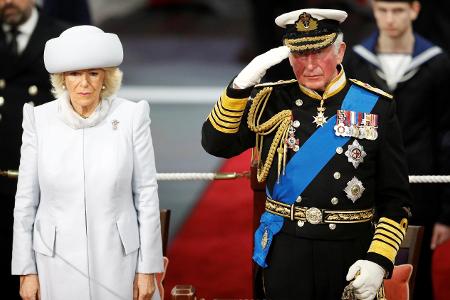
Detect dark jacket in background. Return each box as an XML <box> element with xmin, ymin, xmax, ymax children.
<box><xmin>0</xmin><ymin>10</ymin><xmax>68</xmax><ymax>299</ymax></box>
<box><xmin>344</xmin><ymin>32</ymin><xmax>450</xmax><ymax>300</ymax></box>
<box><xmin>344</xmin><ymin>32</ymin><xmax>450</xmax><ymax>226</ymax></box>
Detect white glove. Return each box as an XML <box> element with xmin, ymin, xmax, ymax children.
<box><xmin>233</xmin><ymin>46</ymin><xmax>290</xmax><ymax>89</ymax></box>
<box><xmin>346</xmin><ymin>260</ymin><xmax>385</xmax><ymax>300</ymax></box>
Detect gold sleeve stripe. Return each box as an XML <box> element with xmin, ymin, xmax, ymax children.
<box><xmin>216</xmin><ymin>98</ymin><xmax>245</xmax><ymax>114</ymax></box>
<box><xmin>217</xmin><ymin>101</ymin><xmax>244</xmax><ymax>117</ymax></box>
<box><xmin>207</xmin><ymin>90</ymin><xmax>248</xmax><ymax>134</ymax></box>
<box><xmin>211</xmin><ymin>108</ymin><xmax>241</xmax><ymax>127</ymax></box>
<box><xmin>378</xmin><ymin>217</ymin><xmax>407</xmax><ymax>237</ymax></box>
<box><xmin>208</xmin><ymin>114</ymin><xmax>240</xmax><ymax>134</ymax></box>
<box><xmin>210</xmin><ymin>109</ymin><xmax>240</xmax><ymax>129</ymax></box>
<box><xmin>368</xmin><ymin>239</ymin><xmax>398</xmax><ymax>263</ymax></box>
<box><xmin>367</xmin><ymin>217</ymin><xmax>408</xmax><ymax>263</ymax></box>
<box><xmin>220</xmin><ymin>90</ymin><xmax>248</xmax><ymax>111</ymax></box>
<box><xmin>376</xmin><ymin>223</ymin><xmax>404</xmax><ymax>240</ymax></box>
<box><xmin>212</xmin><ymin>106</ymin><xmax>242</xmax><ymax>124</ymax></box>
<box><xmin>373</xmin><ymin>231</ymin><xmax>401</xmax><ymax>249</ymax></box>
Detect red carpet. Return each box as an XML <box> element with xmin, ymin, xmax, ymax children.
<box><xmin>433</xmin><ymin>239</ymin><xmax>450</xmax><ymax>300</ymax></box>
<box><xmin>164</xmin><ymin>150</ymin><xmax>253</xmax><ymax>299</ymax></box>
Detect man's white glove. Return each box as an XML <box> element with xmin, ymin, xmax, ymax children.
<box><xmin>233</xmin><ymin>46</ymin><xmax>290</xmax><ymax>89</ymax></box>
<box><xmin>346</xmin><ymin>260</ymin><xmax>386</xmax><ymax>300</ymax></box>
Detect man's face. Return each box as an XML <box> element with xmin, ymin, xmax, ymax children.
<box><xmin>289</xmin><ymin>43</ymin><xmax>346</xmax><ymax>91</ymax></box>
<box><xmin>0</xmin><ymin>0</ymin><xmax>34</xmax><ymax>26</ymax></box>
<box><xmin>372</xmin><ymin>1</ymin><xmax>420</xmax><ymax>38</ymax></box>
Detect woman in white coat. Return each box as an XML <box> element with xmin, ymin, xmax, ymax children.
<box><xmin>11</xmin><ymin>25</ymin><xmax>163</xmax><ymax>300</ymax></box>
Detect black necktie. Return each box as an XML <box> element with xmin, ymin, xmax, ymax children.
<box><xmin>8</xmin><ymin>27</ymin><xmax>19</xmax><ymax>56</ymax></box>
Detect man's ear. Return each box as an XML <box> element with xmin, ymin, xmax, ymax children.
<box><xmin>410</xmin><ymin>1</ymin><xmax>421</xmax><ymax>21</ymax></box>
<box><xmin>337</xmin><ymin>42</ymin><xmax>347</xmax><ymax>65</ymax></box>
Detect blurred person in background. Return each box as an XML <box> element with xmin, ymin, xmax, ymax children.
<box><xmin>11</xmin><ymin>25</ymin><xmax>163</xmax><ymax>300</ymax></box>
<box><xmin>344</xmin><ymin>1</ymin><xmax>450</xmax><ymax>299</ymax></box>
<box><xmin>414</xmin><ymin>0</ymin><xmax>450</xmax><ymax>54</ymax></box>
<box><xmin>42</xmin><ymin>0</ymin><xmax>91</xmax><ymax>25</ymax></box>
<box><xmin>0</xmin><ymin>0</ymin><xmax>67</xmax><ymax>298</ymax></box>
<box><xmin>202</xmin><ymin>8</ymin><xmax>411</xmax><ymax>300</ymax></box>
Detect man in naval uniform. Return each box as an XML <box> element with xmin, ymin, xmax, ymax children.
<box><xmin>202</xmin><ymin>8</ymin><xmax>412</xmax><ymax>300</ymax></box>
<box><xmin>344</xmin><ymin>1</ymin><xmax>450</xmax><ymax>298</ymax></box>
<box><xmin>0</xmin><ymin>0</ymin><xmax>67</xmax><ymax>298</ymax></box>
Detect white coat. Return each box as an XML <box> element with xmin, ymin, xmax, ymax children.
<box><xmin>11</xmin><ymin>95</ymin><xmax>163</xmax><ymax>300</ymax></box>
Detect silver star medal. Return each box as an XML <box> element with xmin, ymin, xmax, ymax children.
<box><xmin>344</xmin><ymin>177</ymin><xmax>365</xmax><ymax>203</ymax></box>
<box><xmin>345</xmin><ymin>140</ymin><xmax>367</xmax><ymax>168</ymax></box>
<box><xmin>313</xmin><ymin>111</ymin><xmax>328</xmax><ymax>127</ymax></box>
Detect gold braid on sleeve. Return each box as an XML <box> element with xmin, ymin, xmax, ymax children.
<box><xmin>247</xmin><ymin>87</ymin><xmax>292</xmax><ymax>183</ymax></box>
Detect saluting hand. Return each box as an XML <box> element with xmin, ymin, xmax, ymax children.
<box><xmin>19</xmin><ymin>274</ymin><xmax>40</xmax><ymax>300</ymax></box>
<box><xmin>133</xmin><ymin>273</ymin><xmax>156</xmax><ymax>300</ymax></box>
<box><xmin>233</xmin><ymin>46</ymin><xmax>290</xmax><ymax>89</ymax></box>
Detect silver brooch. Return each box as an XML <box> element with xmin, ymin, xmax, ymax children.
<box><xmin>344</xmin><ymin>177</ymin><xmax>365</xmax><ymax>203</ymax></box>
<box><xmin>345</xmin><ymin>140</ymin><xmax>367</xmax><ymax>168</ymax></box>
<box><xmin>112</xmin><ymin>120</ymin><xmax>119</xmax><ymax>130</ymax></box>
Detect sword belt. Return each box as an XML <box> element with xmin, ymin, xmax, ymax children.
<box><xmin>265</xmin><ymin>198</ymin><xmax>374</xmax><ymax>225</ymax></box>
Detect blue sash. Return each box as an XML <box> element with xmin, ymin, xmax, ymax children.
<box><xmin>253</xmin><ymin>85</ymin><xmax>379</xmax><ymax>267</ymax></box>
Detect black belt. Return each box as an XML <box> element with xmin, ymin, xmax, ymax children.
<box><xmin>265</xmin><ymin>198</ymin><xmax>374</xmax><ymax>224</ymax></box>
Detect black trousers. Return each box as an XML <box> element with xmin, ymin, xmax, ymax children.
<box><xmin>262</xmin><ymin>232</ymin><xmax>372</xmax><ymax>300</ymax></box>
<box><xmin>0</xmin><ymin>191</ymin><xmax>21</xmax><ymax>300</ymax></box>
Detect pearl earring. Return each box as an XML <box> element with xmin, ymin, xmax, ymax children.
<box><xmin>62</xmin><ymin>84</ymin><xmax>66</xmax><ymax>90</ymax></box>
<box><xmin>102</xmin><ymin>85</ymin><xmax>106</xmax><ymax>90</ymax></box>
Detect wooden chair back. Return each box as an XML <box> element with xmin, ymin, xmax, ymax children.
<box><xmin>160</xmin><ymin>209</ymin><xmax>171</xmax><ymax>256</ymax></box>
<box><xmin>395</xmin><ymin>225</ymin><xmax>424</xmax><ymax>300</ymax></box>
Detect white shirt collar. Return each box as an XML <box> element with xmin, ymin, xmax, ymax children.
<box><xmin>3</xmin><ymin>7</ymin><xmax>38</xmax><ymax>54</ymax></box>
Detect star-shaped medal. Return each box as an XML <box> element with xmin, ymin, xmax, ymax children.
<box><xmin>313</xmin><ymin>111</ymin><xmax>328</xmax><ymax>127</ymax></box>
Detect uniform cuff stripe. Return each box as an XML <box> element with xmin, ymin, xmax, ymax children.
<box><xmin>368</xmin><ymin>239</ymin><xmax>398</xmax><ymax>263</ymax></box>
<box><xmin>214</xmin><ymin>105</ymin><xmax>244</xmax><ymax>119</ymax></box>
<box><xmin>378</xmin><ymin>217</ymin><xmax>407</xmax><ymax>236</ymax></box>
<box><xmin>220</xmin><ymin>90</ymin><xmax>248</xmax><ymax>111</ymax></box>
<box><xmin>212</xmin><ymin>107</ymin><xmax>242</xmax><ymax>125</ymax></box>
<box><xmin>373</xmin><ymin>232</ymin><xmax>401</xmax><ymax>249</ymax></box>
<box><xmin>208</xmin><ymin>115</ymin><xmax>239</xmax><ymax>134</ymax></box>
<box><xmin>218</xmin><ymin>98</ymin><xmax>245</xmax><ymax>115</ymax></box>
<box><xmin>375</xmin><ymin>226</ymin><xmax>403</xmax><ymax>243</ymax></box>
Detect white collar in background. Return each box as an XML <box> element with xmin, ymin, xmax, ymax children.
<box><xmin>378</xmin><ymin>53</ymin><xmax>412</xmax><ymax>91</ymax></box>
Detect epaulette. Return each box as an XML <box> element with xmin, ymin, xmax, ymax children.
<box><xmin>349</xmin><ymin>78</ymin><xmax>393</xmax><ymax>99</ymax></box>
<box><xmin>255</xmin><ymin>79</ymin><xmax>297</xmax><ymax>88</ymax></box>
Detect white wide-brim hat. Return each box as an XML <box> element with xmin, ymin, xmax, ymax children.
<box><xmin>44</xmin><ymin>25</ymin><xmax>123</xmax><ymax>73</ymax></box>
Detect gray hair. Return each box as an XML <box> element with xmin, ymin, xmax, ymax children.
<box><xmin>333</xmin><ymin>32</ymin><xmax>344</xmax><ymax>55</ymax></box>
<box><xmin>50</xmin><ymin>67</ymin><xmax>123</xmax><ymax>100</ymax></box>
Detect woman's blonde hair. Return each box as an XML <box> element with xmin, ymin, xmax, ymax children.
<box><xmin>50</xmin><ymin>67</ymin><xmax>123</xmax><ymax>100</ymax></box>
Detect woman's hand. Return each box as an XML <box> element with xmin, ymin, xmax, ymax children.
<box><xmin>19</xmin><ymin>274</ymin><xmax>40</xmax><ymax>300</ymax></box>
<box><xmin>133</xmin><ymin>273</ymin><xmax>156</xmax><ymax>300</ymax></box>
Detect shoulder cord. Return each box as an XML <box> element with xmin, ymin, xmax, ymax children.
<box><xmin>247</xmin><ymin>87</ymin><xmax>292</xmax><ymax>183</ymax></box>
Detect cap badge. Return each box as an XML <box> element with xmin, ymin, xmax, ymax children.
<box><xmin>296</xmin><ymin>12</ymin><xmax>318</xmax><ymax>32</ymax></box>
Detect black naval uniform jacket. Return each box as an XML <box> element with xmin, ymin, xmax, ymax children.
<box><xmin>344</xmin><ymin>32</ymin><xmax>450</xmax><ymax>226</ymax></box>
<box><xmin>0</xmin><ymin>13</ymin><xmax>67</xmax><ymax>300</ymax></box>
<box><xmin>0</xmin><ymin>10</ymin><xmax>68</xmax><ymax>196</ymax></box>
<box><xmin>202</xmin><ymin>69</ymin><xmax>411</xmax><ymax>276</ymax></box>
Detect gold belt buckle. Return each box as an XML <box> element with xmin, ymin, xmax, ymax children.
<box><xmin>305</xmin><ymin>207</ymin><xmax>323</xmax><ymax>224</ymax></box>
